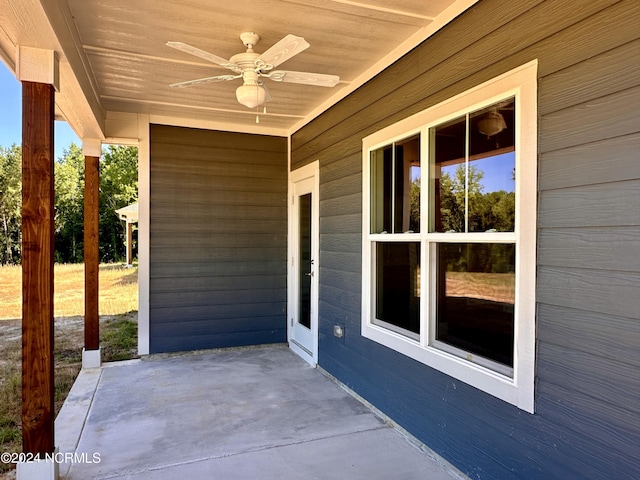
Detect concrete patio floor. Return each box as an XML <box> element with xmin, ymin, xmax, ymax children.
<box><xmin>55</xmin><ymin>345</ymin><xmax>464</xmax><ymax>479</ymax></box>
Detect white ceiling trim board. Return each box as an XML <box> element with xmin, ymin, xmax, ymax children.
<box><xmin>39</xmin><ymin>0</ymin><xmax>105</xmax><ymax>136</ymax></box>
<box><xmin>327</xmin><ymin>0</ymin><xmax>436</xmax><ymax>20</ymax></box>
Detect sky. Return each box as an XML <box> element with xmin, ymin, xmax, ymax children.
<box><xmin>0</xmin><ymin>61</ymin><xmax>80</xmax><ymax>160</ymax></box>
<box><xmin>441</xmin><ymin>151</ymin><xmax>516</xmax><ymax>193</ymax></box>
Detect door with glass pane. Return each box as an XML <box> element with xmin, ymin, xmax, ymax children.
<box><xmin>289</xmin><ymin>163</ymin><xmax>318</xmax><ymax>365</ymax></box>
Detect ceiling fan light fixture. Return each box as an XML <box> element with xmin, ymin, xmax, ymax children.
<box><xmin>478</xmin><ymin>110</ymin><xmax>507</xmax><ymax>137</ymax></box>
<box><xmin>167</xmin><ymin>32</ymin><xmax>339</xmax><ymax>116</ymax></box>
<box><xmin>236</xmin><ymin>84</ymin><xmax>267</xmax><ymax>109</ymax></box>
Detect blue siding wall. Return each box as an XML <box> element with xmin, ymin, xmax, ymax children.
<box><xmin>149</xmin><ymin>125</ymin><xmax>288</xmax><ymax>353</ymax></box>
<box><xmin>292</xmin><ymin>0</ymin><xmax>640</xmax><ymax>478</ymax></box>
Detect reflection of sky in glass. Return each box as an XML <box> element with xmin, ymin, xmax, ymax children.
<box><xmin>441</xmin><ymin>152</ymin><xmax>515</xmax><ymax>193</ymax></box>
<box><xmin>476</xmin><ymin>152</ymin><xmax>515</xmax><ymax>193</ymax></box>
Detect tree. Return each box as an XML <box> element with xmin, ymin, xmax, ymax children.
<box><xmin>0</xmin><ymin>145</ymin><xmax>22</xmax><ymax>264</ymax></box>
<box><xmin>54</xmin><ymin>144</ymin><xmax>139</xmax><ymax>263</ymax></box>
<box><xmin>0</xmin><ymin>142</ymin><xmax>138</xmax><ymax>264</ymax></box>
<box><xmin>99</xmin><ymin>145</ymin><xmax>138</xmax><ymax>262</ymax></box>
<box><xmin>482</xmin><ymin>190</ymin><xmax>515</xmax><ymax>232</ymax></box>
<box><xmin>410</xmin><ymin>176</ymin><xmax>420</xmax><ymax>232</ymax></box>
<box><xmin>55</xmin><ymin>143</ymin><xmax>85</xmax><ymax>263</ymax></box>
<box><xmin>53</xmin><ymin>143</ymin><xmax>139</xmax><ymax>263</ymax></box>
<box><xmin>439</xmin><ymin>164</ymin><xmax>485</xmax><ymax>232</ymax></box>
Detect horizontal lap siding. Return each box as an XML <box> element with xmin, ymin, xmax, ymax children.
<box><xmin>292</xmin><ymin>0</ymin><xmax>640</xmax><ymax>478</ymax></box>
<box><xmin>150</xmin><ymin>125</ymin><xmax>287</xmax><ymax>353</ymax></box>
<box><xmin>535</xmin><ymin>1</ymin><xmax>640</xmax><ymax>477</ymax></box>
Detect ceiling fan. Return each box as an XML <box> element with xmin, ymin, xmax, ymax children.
<box><xmin>167</xmin><ymin>32</ymin><xmax>340</xmax><ymax>109</ymax></box>
<box><xmin>476</xmin><ymin>98</ymin><xmax>514</xmax><ymax>137</ymax></box>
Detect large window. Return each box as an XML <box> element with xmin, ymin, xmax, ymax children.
<box><xmin>362</xmin><ymin>62</ymin><xmax>537</xmax><ymax>412</ymax></box>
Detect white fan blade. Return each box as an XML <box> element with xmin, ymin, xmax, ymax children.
<box><xmin>256</xmin><ymin>35</ymin><xmax>309</xmax><ymax>69</ymax></box>
<box><xmin>269</xmin><ymin>70</ymin><xmax>340</xmax><ymax>87</ymax></box>
<box><xmin>169</xmin><ymin>74</ymin><xmax>240</xmax><ymax>88</ymax></box>
<box><xmin>166</xmin><ymin>41</ymin><xmax>239</xmax><ymax>71</ymax></box>
<box><xmin>262</xmin><ymin>83</ymin><xmax>272</xmax><ymax>102</ymax></box>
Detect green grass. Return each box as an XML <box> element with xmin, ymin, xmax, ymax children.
<box><xmin>102</xmin><ymin>315</ymin><xmax>139</xmax><ymax>362</ymax></box>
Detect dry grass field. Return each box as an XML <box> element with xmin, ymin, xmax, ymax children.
<box><xmin>445</xmin><ymin>272</ymin><xmax>515</xmax><ymax>304</ymax></box>
<box><xmin>0</xmin><ymin>263</ymin><xmax>138</xmax><ymax>320</ymax></box>
<box><xmin>0</xmin><ymin>264</ymin><xmax>138</xmax><ymax>476</ymax></box>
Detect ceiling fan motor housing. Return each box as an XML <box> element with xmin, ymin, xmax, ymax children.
<box><xmin>229</xmin><ymin>52</ymin><xmax>262</xmax><ymax>71</ymax></box>
<box><xmin>241</xmin><ymin>70</ymin><xmax>260</xmax><ymax>86</ymax></box>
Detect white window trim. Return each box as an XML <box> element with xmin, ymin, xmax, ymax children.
<box><xmin>361</xmin><ymin>61</ymin><xmax>537</xmax><ymax>413</ymax></box>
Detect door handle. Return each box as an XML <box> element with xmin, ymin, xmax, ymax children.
<box><xmin>305</xmin><ymin>271</ymin><xmax>314</xmax><ymax>277</ymax></box>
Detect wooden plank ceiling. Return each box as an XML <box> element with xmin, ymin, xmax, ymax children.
<box><xmin>0</xmin><ymin>0</ymin><xmax>475</xmax><ymax>136</ymax></box>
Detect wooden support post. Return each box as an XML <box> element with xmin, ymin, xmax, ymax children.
<box><xmin>126</xmin><ymin>221</ymin><xmax>133</xmax><ymax>266</ymax></box>
<box><xmin>21</xmin><ymin>80</ymin><xmax>55</xmax><ymax>456</ymax></box>
<box><xmin>84</xmin><ymin>148</ymin><xmax>100</xmax><ymax>352</ymax></box>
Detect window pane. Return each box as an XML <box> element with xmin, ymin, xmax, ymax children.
<box><xmin>469</xmin><ymin>98</ymin><xmax>515</xmax><ymax>232</ymax></box>
<box><xmin>429</xmin><ymin>116</ymin><xmax>466</xmax><ymax>233</ymax></box>
<box><xmin>466</xmin><ymin>152</ymin><xmax>515</xmax><ymax>232</ymax></box>
<box><xmin>370</xmin><ymin>135</ymin><xmax>420</xmax><ymax>234</ymax></box>
<box><xmin>298</xmin><ymin>193</ymin><xmax>312</xmax><ymax>329</ymax></box>
<box><xmin>370</xmin><ymin>145</ymin><xmax>393</xmax><ymax>233</ymax></box>
<box><xmin>470</xmin><ymin>98</ymin><xmax>515</xmax><ymax>156</ymax></box>
<box><xmin>429</xmin><ymin>98</ymin><xmax>516</xmax><ymax>233</ymax></box>
<box><xmin>394</xmin><ymin>136</ymin><xmax>421</xmax><ymax>233</ymax></box>
<box><xmin>435</xmin><ymin>243</ymin><xmax>515</xmax><ymax>367</ymax></box>
<box><xmin>375</xmin><ymin>242</ymin><xmax>420</xmax><ymax>334</ymax></box>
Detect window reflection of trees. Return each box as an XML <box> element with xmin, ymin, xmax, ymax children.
<box><xmin>438</xmin><ymin>164</ymin><xmax>515</xmax><ymax>233</ymax></box>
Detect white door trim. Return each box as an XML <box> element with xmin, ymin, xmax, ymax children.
<box><xmin>136</xmin><ymin>114</ymin><xmax>150</xmax><ymax>355</ymax></box>
<box><xmin>288</xmin><ymin>161</ymin><xmax>319</xmax><ymax>366</ymax></box>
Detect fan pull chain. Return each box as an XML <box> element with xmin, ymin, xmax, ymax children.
<box><xmin>255</xmin><ymin>84</ymin><xmax>261</xmax><ymax>123</ymax></box>
<box><xmin>255</xmin><ymin>106</ymin><xmax>267</xmax><ymax>124</ymax></box>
